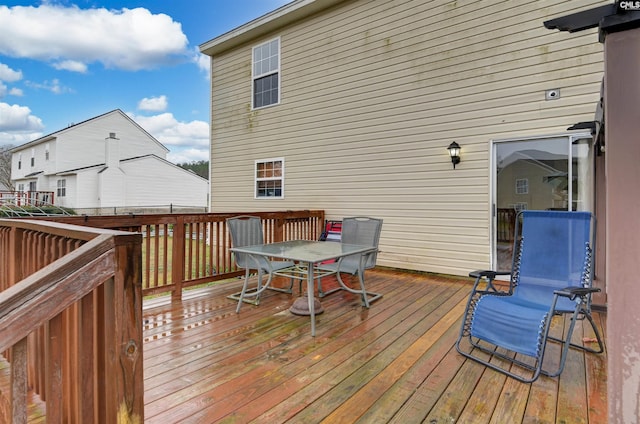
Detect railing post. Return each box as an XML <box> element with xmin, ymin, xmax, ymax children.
<box><xmin>172</xmin><ymin>217</ymin><xmax>185</xmax><ymax>301</ymax></box>
<box><xmin>8</xmin><ymin>226</ymin><xmax>24</xmax><ymax>286</ymax></box>
<box><xmin>10</xmin><ymin>338</ymin><xmax>27</xmax><ymax>424</ymax></box>
<box><xmin>104</xmin><ymin>235</ymin><xmax>144</xmax><ymax>423</ymax></box>
<box><xmin>273</xmin><ymin>217</ymin><xmax>285</xmax><ymax>243</ymax></box>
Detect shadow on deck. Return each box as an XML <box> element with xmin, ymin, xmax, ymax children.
<box><xmin>142</xmin><ymin>268</ymin><xmax>607</xmax><ymax>423</ymax></box>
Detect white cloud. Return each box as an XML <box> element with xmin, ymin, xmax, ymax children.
<box><xmin>52</xmin><ymin>60</ymin><xmax>88</xmax><ymax>73</ymax></box>
<box><xmin>194</xmin><ymin>47</ymin><xmax>210</xmax><ymax>75</ymax></box>
<box><xmin>25</xmin><ymin>79</ymin><xmax>73</xmax><ymax>94</ymax></box>
<box><xmin>138</xmin><ymin>95</ymin><xmax>168</xmax><ymax>112</ymax></box>
<box><xmin>167</xmin><ymin>148</ymin><xmax>210</xmax><ymax>165</ymax></box>
<box><xmin>9</xmin><ymin>88</ymin><xmax>23</xmax><ymax>96</ymax></box>
<box><xmin>128</xmin><ymin>112</ymin><xmax>210</xmax><ymax>163</ymax></box>
<box><xmin>0</xmin><ymin>5</ymin><xmax>189</xmax><ymax>71</ymax></box>
<box><xmin>0</xmin><ymin>63</ymin><xmax>22</xmax><ymax>82</ymax></box>
<box><xmin>0</xmin><ymin>102</ymin><xmax>44</xmax><ymax>147</ymax></box>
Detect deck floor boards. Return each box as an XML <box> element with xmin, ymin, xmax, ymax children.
<box><xmin>139</xmin><ymin>268</ymin><xmax>607</xmax><ymax>423</ymax></box>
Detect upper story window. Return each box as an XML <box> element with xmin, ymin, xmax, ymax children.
<box><xmin>18</xmin><ymin>153</ymin><xmax>21</xmax><ymax>170</ymax></box>
<box><xmin>30</xmin><ymin>148</ymin><xmax>35</xmax><ymax>167</ymax></box>
<box><xmin>515</xmin><ymin>178</ymin><xmax>529</xmax><ymax>195</ymax></box>
<box><xmin>252</xmin><ymin>38</ymin><xmax>280</xmax><ymax>109</ymax></box>
<box><xmin>45</xmin><ymin>143</ymin><xmax>50</xmax><ymax>160</ymax></box>
<box><xmin>255</xmin><ymin>158</ymin><xmax>284</xmax><ymax>199</ymax></box>
<box><xmin>57</xmin><ymin>179</ymin><xmax>66</xmax><ymax>197</ymax></box>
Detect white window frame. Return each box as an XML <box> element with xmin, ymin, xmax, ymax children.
<box><xmin>515</xmin><ymin>178</ymin><xmax>529</xmax><ymax>195</ymax></box>
<box><xmin>57</xmin><ymin>179</ymin><xmax>66</xmax><ymax>197</ymax></box>
<box><xmin>255</xmin><ymin>158</ymin><xmax>284</xmax><ymax>199</ymax></box>
<box><xmin>251</xmin><ymin>37</ymin><xmax>280</xmax><ymax>109</ymax></box>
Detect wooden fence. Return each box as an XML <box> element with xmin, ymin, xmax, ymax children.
<box><xmin>0</xmin><ymin>219</ymin><xmax>143</xmax><ymax>423</ymax></box>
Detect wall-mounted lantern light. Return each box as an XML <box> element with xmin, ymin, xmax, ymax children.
<box><xmin>447</xmin><ymin>141</ymin><xmax>461</xmax><ymax>169</ymax></box>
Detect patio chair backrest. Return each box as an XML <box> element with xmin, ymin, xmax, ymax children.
<box><xmin>341</xmin><ymin>217</ymin><xmax>383</xmax><ymax>269</ymax></box>
<box><xmin>513</xmin><ymin>210</ymin><xmax>593</xmax><ymax>311</ymax></box>
<box><xmin>227</xmin><ymin>216</ymin><xmax>264</xmax><ymax>269</ymax></box>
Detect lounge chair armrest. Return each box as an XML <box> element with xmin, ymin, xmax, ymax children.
<box><xmin>469</xmin><ymin>270</ymin><xmax>512</xmax><ymax>293</ymax></box>
<box><xmin>554</xmin><ymin>286</ymin><xmax>601</xmax><ymax>301</ymax></box>
<box><xmin>469</xmin><ymin>270</ymin><xmax>511</xmax><ymax>279</ymax></box>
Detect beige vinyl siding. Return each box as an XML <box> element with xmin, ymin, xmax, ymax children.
<box><xmin>208</xmin><ymin>0</ymin><xmax>606</xmax><ymax>276</ymax></box>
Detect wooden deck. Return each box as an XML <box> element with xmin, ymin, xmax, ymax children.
<box><xmin>142</xmin><ymin>268</ymin><xmax>607</xmax><ymax>423</ymax></box>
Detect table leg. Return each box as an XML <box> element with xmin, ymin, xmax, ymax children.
<box><xmin>307</xmin><ymin>261</ymin><xmax>315</xmax><ymax>336</ymax></box>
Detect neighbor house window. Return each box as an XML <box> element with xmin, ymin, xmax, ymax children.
<box><xmin>31</xmin><ymin>149</ymin><xmax>35</xmax><ymax>167</ymax></box>
<box><xmin>515</xmin><ymin>178</ymin><xmax>529</xmax><ymax>195</ymax></box>
<box><xmin>57</xmin><ymin>179</ymin><xmax>66</xmax><ymax>197</ymax></box>
<box><xmin>45</xmin><ymin>143</ymin><xmax>50</xmax><ymax>160</ymax></box>
<box><xmin>255</xmin><ymin>158</ymin><xmax>284</xmax><ymax>198</ymax></box>
<box><xmin>18</xmin><ymin>153</ymin><xmax>21</xmax><ymax>170</ymax></box>
<box><xmin>252</xmin><ymin>38</ymin><xmax>280</xmax><ymax>109</ymax></box>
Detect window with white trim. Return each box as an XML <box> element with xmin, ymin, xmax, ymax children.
<box><xmin>57</xmin><ymin>179</ymin><xmax>66</xmax><ymax>197</ymax></box>
<box><xmin>255</xmin><ymin>158</ymin><xmax>284</xmax><ymax>199</ymax></box>
<box><xmin>252</xmin><ymin>38</ymin><xmax>280</xmax><ymax>109</ymax></box>
<box><xmin>515</xmin><ymin>178</ymin><xmax>529</xmax><ymax>195</ymax></box>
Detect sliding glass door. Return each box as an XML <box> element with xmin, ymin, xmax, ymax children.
<box><xmin>492</xmin><ymin>134</ymin><xmax>593</xmax><ymax>271</ymax></box>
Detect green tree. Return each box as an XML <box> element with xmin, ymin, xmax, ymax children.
<box><xmin>0</xmin><ymin>145</ymin><xmax>14</xmax><ymax>191</ymax></box>
<box><xmin>178</xmin><ymin>160</ymin><xmax>209</xmax><ymax>180</ymax></box>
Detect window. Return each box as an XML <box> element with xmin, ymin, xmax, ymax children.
<box><xmin>45</xmin><ymin>143</ymin><xmax>50</xmax><ymax>160</ymax></box>
<box><xmin>255</xmin><ymin>158</ymin><xmax>284</xmax><ymax>199</ymax></box>
<box><xmin>31</xmin><ymin>149</ymin><xmax>35</xmax><ymax>167</ymax></box>
<box><xmin>18</xmin><ymin>153</ymin><xmax>21</xmax><ymax>170</ymax></box>
<box><xmin>17</xmin><ymin>184</ymin><xmax>24</xmax><ymax>192</ymax></box>
<box><xmin>252</xmin><ymin>38</ymin><xmax>280</xmax><ymax>109</ymax></box>
<box><xmin>29</xmin><ymin>181</ymin><xmax>36</xmax><ymax>192</ymax></box>
<box><xmin>515</xmin><ymin>178</ymin><xmax>529</xmax><ymax>195</ymax></box>
<box><xmin>57</xmin><ymin>179</ymin><xmax>66</xmax><ymax>197</ymax></box>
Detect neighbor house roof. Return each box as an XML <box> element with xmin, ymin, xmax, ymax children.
<box><xmin>10</xmin><ymin>109</ymin><xmax>169</xmax><ymax>154</ymax></box>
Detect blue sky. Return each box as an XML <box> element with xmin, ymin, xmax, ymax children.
<box><xmin>0</xmin><ymin>0</ymin><xmax>292</xmax><ymax>163</ymax></box>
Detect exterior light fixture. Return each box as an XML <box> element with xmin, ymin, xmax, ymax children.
<box><xmin>447</xmin><ymin>142</ymin><xmax>461</xmax><ymax>169</ymax></box>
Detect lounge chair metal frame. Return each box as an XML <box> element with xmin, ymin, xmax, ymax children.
<box><xmin>455</xmin><ymin>210</ymin><xmax>604</xmax><ymax>383</ymax></box>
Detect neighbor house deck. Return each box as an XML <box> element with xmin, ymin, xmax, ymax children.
<box><xmin>142</xmin><ymin>268</ymin><xmax>607</xmax><ymax>423</ymax></box>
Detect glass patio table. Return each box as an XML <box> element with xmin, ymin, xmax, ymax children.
<box><xmin>230</xmin><ymin>239</ymin><xmax>377</xmax><ymax>336</ymax></box>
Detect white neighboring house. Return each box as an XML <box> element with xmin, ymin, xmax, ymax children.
<box><xmin>10</xmin><ymin>109</ymin><xmax>209</xmax><ymax>213</ymax></box>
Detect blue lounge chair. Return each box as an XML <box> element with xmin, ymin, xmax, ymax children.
<box><xmin>456</xmin><ymin>210</ymin><xmax>604</xmax><ymax>383</ymax></box>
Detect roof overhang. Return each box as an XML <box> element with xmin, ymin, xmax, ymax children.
<box><xmin>544</xmin><ymin>1</ymin><xmax>640</xmax><ymax>41</ymax></box>
<box><xmin>199</xmin><ymin>0</ymin><xmax>345</xmax><ymax>56</ymax></box>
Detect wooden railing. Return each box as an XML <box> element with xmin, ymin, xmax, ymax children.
<box><xmin>0</xmin><ymin>191</ymin><xmax>55</xmax><ymax>207</ymax></box>
<box><xmin>0</xmin><ymin>219</ymin><xmax>143</xmax><ymax>423</ymax></box>
<box><xmin>496</xmin><ymin>208</ymin><xmax>517</xmax><ymax>243</ymax></box>
<box><xmin>42</xmin><ymin>211</ymin><xmax>325</xmax><ymax>300</ymax></box>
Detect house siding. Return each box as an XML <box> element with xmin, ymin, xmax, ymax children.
<box><xmin>53</xmin><ymin>112</ymin><xmax>168</xmax><ymax>174</ymax></box>
<box><xmin>120</xmin><ymin>156</ymin><xmax>209</xmax><ymax>208</ymax></box>
<box><xmin>206</xmin><ymin>0</ymin><xmax>606</xmax><ymax>276</ymax></box>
